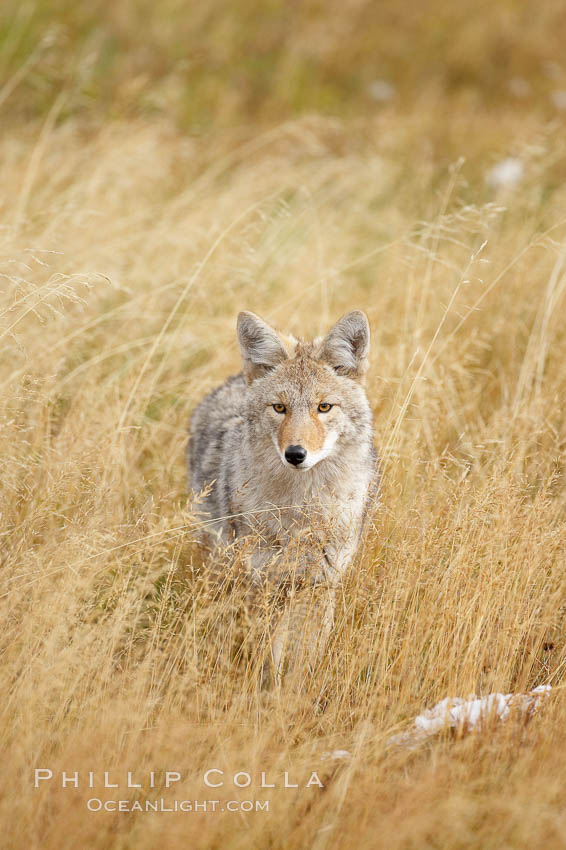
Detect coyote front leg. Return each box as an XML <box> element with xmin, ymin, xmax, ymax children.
<box><xmin>269</xmin><ymin>583</ymin><xmax>336</xmax><ymax>686</ymax></box>
<box><xmin>268</xmin><ymin>529</ymin><xmax>364</xmax><ymax>685</ymax></box>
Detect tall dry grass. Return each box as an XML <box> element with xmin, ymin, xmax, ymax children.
<box><xmin>2</xmin><ymin>112</ymin><xmax>566</xmax><ymax>849</ymax></box>
<box><xmin>3</xmin><ymin>0</ymin><xmax>566</xmax><ymax>126</ymax></box>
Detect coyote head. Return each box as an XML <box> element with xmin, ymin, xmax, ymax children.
<box><xmin>237</xmin><ymin>310</ymin><xmax>372</xmax><ymax>471</ymax></box>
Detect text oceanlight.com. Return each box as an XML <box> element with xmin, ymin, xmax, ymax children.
<box><xmin>86</xmin><ymin>798</ymin><xmax>270</xmax><ymax>813</ymax></box>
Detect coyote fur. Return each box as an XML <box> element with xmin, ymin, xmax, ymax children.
<box><xmin>187</xmin><ymin>310</ymin><xmax>378</xmax><ymax>681</ymax></box>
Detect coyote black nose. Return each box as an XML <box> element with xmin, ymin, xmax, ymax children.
<box><xmin>285</xmin><ymin>445</ymin><xmax>307</xmax><ymax>466</ymax></box>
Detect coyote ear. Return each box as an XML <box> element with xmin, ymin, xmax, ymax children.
<box><xmin>318</xmin><ymin>310</ymin><xmax>370</xmax><ymax>380</ymax></box>
<box><xmin>237</xmin><ymin>311</ymin><xmax>288</xmax><ymax>384</ymax></box>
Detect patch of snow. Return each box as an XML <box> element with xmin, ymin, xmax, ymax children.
<box><xmin>389</xmin><ymin>685</ymin><xmax>551</xmax><ymax>750</ymax></box>
<box><xmin>367</xmin><ymin>80</ymin><xmax>396</xmax><ymax>103</ymax></box>
<box><xmin>486</xmin><ymin>157</ymin><xmax>524</xmax><ymax>190</ymax></box>
<box><xmin>321</xmin><ymin>749</ymin><xmax>351</xmax><ymax>761</ymax></box>
<box><xmin>508</xmin><ymin>77</ymin><xmax>531</xmax><ymax>98</ymax></box>
<box><xmin>551</xmin><ymin>90</ymin><xmax>566</xmax><ymax>111</ymax></box>
<box><xmin>543</xmin><ymin>61</ymin><xmax>562</xmax><ymax>80</ymax></box>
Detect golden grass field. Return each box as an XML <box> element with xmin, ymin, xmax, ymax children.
<box><xmin>2</xmin><ymin>2</ymin><xmax>566</xmax><ymax>848</ymax></box>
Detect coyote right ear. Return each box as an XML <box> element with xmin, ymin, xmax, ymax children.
<box><xmin>237</xmin><ymin>311</ymin><xmax>288</xmax><ymax>384</ymax></box>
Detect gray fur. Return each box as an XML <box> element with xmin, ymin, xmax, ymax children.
<box><xmin>187</xmin><ymin>311</ymin><xmax>379</xmax><ymax>584</ymax></box>
<box><xmin>187</xmin><ymin>311</ymin><xmax>379</xmax><ymax>679</ymax></box>
<box><xmin>317</xmin><ymin>310</ymin><xmax>370</xmax><ymax>377</ymax></box>
<box><xmin>237</xmin><ymin>311</ymin><xmax>289</xmax><ymax>383</ymax></box>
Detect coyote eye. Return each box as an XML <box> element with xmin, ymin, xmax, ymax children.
<box><xmin>318</xmin><ymin>402</ymin><xmax>333</xmax><ymax>413</ymax></box>
<box><xmin>273</xmin><ymin>403</ymin><xmax>286</xmax><ymax>414</ymax></box>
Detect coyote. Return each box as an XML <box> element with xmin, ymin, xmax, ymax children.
<box><xmin>187</xmin><ymin>310</ymin><xmax>378</xmax><ymax>682</ymax></box>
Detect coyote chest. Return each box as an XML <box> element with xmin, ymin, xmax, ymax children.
<box><xmin>230</xmin><ymin>459</ymin><xmax>372</xmax><ymax>543</ymax></box>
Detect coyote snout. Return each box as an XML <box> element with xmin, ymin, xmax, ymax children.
<box><xmin>278</xmin><ymin>431</ymin><xmax>338</xmax><ymax>470</ymax></box>
<box><xmin>187</xmin><ymin>309</ymin><xmax>379</xmax><ymax>685</ymax></box>
<box><xmin>284</xmin><ymin>444</ymin><xmax>307</xmax><ymax>466</ymax></box>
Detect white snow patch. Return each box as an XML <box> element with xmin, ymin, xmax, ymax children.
<box><xmin>486</xmin><ymin>157</ymin><xmax>524</xmax><ymax>190</ymax></box>
<box><xmin>389</xmin><ymin>685</ymin><xmax>551</xmax><ymax>750</ymax></box>
<box><xmin>367</xmin><ymin>80</ymin><xmax>396</xmax><ymax>102</ymax></box>
<box><xmin>508</xmin><ymin>77</ymin><xmax>531</xmax><ymax>98</ymax></box>
<box><xmin>321</xmin><ymin>749</ymin><xmax>352</xmax><ymax>761</ymax></box>
<box><xmin>551</xmin><ymin>90</ymin><xmax>566</xmax><ymax>112</ymax></box>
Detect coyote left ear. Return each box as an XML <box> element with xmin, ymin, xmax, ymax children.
<box><xmin>237</xmin><ymin>311</ymin><xmax>288</xmax><ymax>384</ymax></box>
<box><xmin>318</xmin><ymin>310</ymin><xmax>370</xmax><ymax>380</ymax></box>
